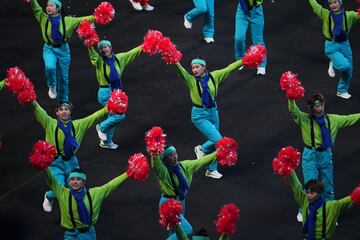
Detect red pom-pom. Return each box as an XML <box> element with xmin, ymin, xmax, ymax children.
<box><xmin>215</xmin><ymin>137</ymin><xmax>238</xmax><ymax>166</ymax></box>
<box><xmin>272</xmin><ymin>146</ymin><xmax>301</xmax><ymax>177</ymax></box>
<box><xmin>94</xmin><ymin>2</ymin><xmax>115</xmax><ymax>25</ymax></box>
<box><xmin>242</xmin><ymin>44</ymin><xmax>266</xmax><ymax>68</ymax></box>
<box><xmin>158</xmin><ymin>37</ymin><xmax>182</xmax><ymax>64</ymax></box>
<box><xmin>84</xmin><ymin>33</ymin><xmax>100</xmax><ymax>47</ymax></box>
<box><xmin>127</xmin><ymin>153</ymin><xmax>149</xmax><ymax>181</ymax></box>
<box><xmin>286</xmin><ymin>84</ymin><xmax>305</xmax><ymax>100</ymax></box>
<box><xmin>141</xmin><ymin>30</ymin><xmax>164</xmax><ymax>56</ymax></box>
<box><xmin>357</xmin><ymin>0</ymin><xmax>360</xmax><ymax>16</ymax></box>
<box><xmin>77</xmin><ymin>20</ymin><xmax>96</xmax><ymax>40</ymax></box>
<box><xmin>145</xmin><ymin>126</ymin><xmax>167</xmax><ymax>156</ymax></box>
<box><xmin>351</xmin><ymin>185</ymin><xmax>360</xmax><ymax>205</ymax></box>
<box><xmin>6</xmin><ymin>67</ymin><xmax>27</xmax><ymax>94</ymax></box>
<box><xmin>215</xmin><ymin>203</ymin><xmax>240</xmax><ymax>235</ymax></box>
<box><xmin>279</xmin><ymin>71</ymin><xmax>305</xmax><ymax>100</ymax></box>
<box><xmin>106</xmin><ymin>89</ymin><xmax>128</xmax><ymax>114</ymax></box>
<box><xmin>17</xmin><ymin>88</ymin><xmax>37</xmax><ymax>105</ymax></box>
<box><xmin>29</xmin><ymin>141</ymin><xmax>57</xmax><ymax>170</ymax></box>
<box><xmin>159</xmin><ymin>198</ymin><xmax>183</xmax><ymax>230</ymax></box>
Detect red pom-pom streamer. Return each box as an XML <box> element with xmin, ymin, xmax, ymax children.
<box><xmin>29</xmin><ymin>141</ymin><xmax>57</xmax><ymax>170</ymax></box>
<box><xmin>127</xmin><ymin>153</ymin><xmax>149</xmax><ymax>181</ymax></box>
<box><xmin>77</xmin><ymin>20</ymin><xmax>100</xmax><ymax>47</ymax></box>
<box><xmin>215</xmin><ymin>203</ymin><xmax>240</xmax><ymax>235</ymax></box>
<box><xmin>144</xmin><ymin>126</ymin><xmax>167</xmax><ymax>156</ymax></box>
<box><xmin>17</xmin><ymin>88</ymin><xmax>37</xmax><ymax>105</ymax></box>
<box><xmin>286</xmin><ymin>84</ymin><xmax>305</xmax><ymax>100</ymax></box>
<box><xmin>159</xmin><ymin>198</ymin><xmax>183</xmax><ymax>230</ymax></box>
<box><xmin>158</xmin><ymin>37</ymin><xmax>182</xmax><ymax>64</ymax></box>
<box><xmin>106</xmin><ymin>89</ymin><xmax>128</xmax><ymax>114</ymax></box>
<box><xmin>279</xmin><ymin>71</ymin><xmax>305</xmax><ymax>100</ymax></box>
<box><xmin>141</xmin><ymin>30</ymin><xmax>164</xmax><ymax>56</ymax></box>
<box><xmin>84</xmin><ymin>33</ymin><xmax>100</xmax><ymax>47</ymax></box>
<box><xmin>94</xmin><ymin>2</ymin><xmax>115</xmax><ymax>25</ymax></box>
<box><xmin>215</xmin><ymin>137</ymin><xmax>238</xmax><ymax>166</ymax></box>
<box><xmin>351</xmin><ymin>185</ymin><xmax>360</xmax><ymax>205</ymax></box>
<box><xmin>242</xmin><ymin>44</ymin><xmax>266</xmax><ymax>68</ymax></box>
<box><xmin>272</xmin><ymin>146</ymin><xmax>301</xmax><ymax>177</ymax></box>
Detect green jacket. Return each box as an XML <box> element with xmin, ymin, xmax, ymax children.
<box><xmin>288</xmin><ymin>99</ymin><xmax>360</xmax><ymax>147</ymax></box>
<box><xmin>289</xmin><ymin>172</ymin><xmax>353</xmax><ymax>239</ymax></box>
<box><xmin>175</xmin><ymin>224</ymin><xmax>229</xmax><ymax>240</ymax></box>
<box><xmin>174</xmin><ymin>60</ymin><xmax>243</xmax><ymax>106</ymax></box>
<box><xmin>309</xmin><ymin>0</ymin><xmax>360</xmax><ymax>40</ymax></box>
<box><xmin>43</xmin><ymin>168</ymin><xmax>128</xmax><ymax>229</ymax></box>
<box><xmin>31</xmin><ymin>0</ymin><xmax>95</xmax><ymax>44</ymax></box>
<box><xmin>151</xmin><ymin>152</ymin><xmax>217</xmax><ymax>196</ymax></box>
<box><xmin>245</xmin><ymin>0</ymin><xmax>263</xmax><ymax>7</ymax></box>
<box><xmin>31</xmin><ymin>101</ymin><xmax>107</xmax><ymax>156</ymax></box>
<box><xmin>0</xmin><ymin>79</ymin><xmax>4</xmax><ymax>91</ymax></box>
<box><xmin>88</xmin><ymin>46</ymin><xmax>142</xmax><ymax>86</ymax></box>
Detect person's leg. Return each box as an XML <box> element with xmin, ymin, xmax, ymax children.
<box><xmin>185</xmin><ymin>0</ymin><xmax>208</xmax><ymax>23</ymax></box>
<box><xmin>101</xmin><ymin>114</ymin><xmax>126</xmax><ymax>144</ymax></box>
<box><xmin>234</xmin><ymin>4</ymin><xmax>249</xmax><ymax>60</ymax></box>
<box><xmin>45</xmin><ymin>157</ymin><xmax>66</xmax><ymax>202</ymax></box>
<box><xmin>202</xmin><ymin>0</ymin><xmax>215</xmax><ymax>39</ymax></box>
<box><xmin>249</xmin><ymin>6</ymin><xmax>267</xmax><ymax>68</ymax></box>
<box><xmin>77</xmin><ymin>226</ymin><xmax>97</xmax><ymax>240</ymax></box>
<box><xmin>42</xmin><ymin>44</ymin><xmax>57</xmax><ymax>90</ymax></box>
<box><xmin>64</xmin><ymin>230</ymin><xmax>77</xmax><ymax>240</ymax></box>
<box><xmin>55</xmin><ymin>43</ymin><xmax>71</xmax><ymax>103</ymax></box>
<box><xmin>302</xmin><ymin>148</ymin><xmax>319</xmax><ymax>184</ymax></box>
<box><xmin>319</xmin><ymin>150</ymin><xmax>334</xmax><ymax>201</ymax></box>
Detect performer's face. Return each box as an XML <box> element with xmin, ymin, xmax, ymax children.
<box><xmin>306</xmin><ymin>190</ymin><xmax>320</xmax><ymax>203</ymax></box>
<box><xmin>99</xmin><ymin>45</ymin><xmax>112</xmax><ymax>58</ymax></box>
<box><xmin>164</xmin><ymin>152</ymin><xmax>178</xmax><ymax>165</ymax></box>
<box><xmin>311</xmin><ymin>103</ymin><xmax>324</xmax><ymax>116</ymax></box>
<box><xmin>191</xmin><ymin>63</ymin><xmax>206</xmax><ymax>77</ymax></box>
<box><xmin>46</xmin><ymin>2</ymin><xmax>60</xmax><ymax>16</ymax></box>
<box><xmin>69</xmin><ymin>177</ymin><xmax>85</xmax><ymax>191</ymax></box>
<box><xmin>56</xmin><ymin>106</ymin><xmax>71</xmax><ymax>121</ymax></box>
<box><xmin>329</xmin><ymin>0</ymin><xmax>341</xmax><ymax>12</ymax></box>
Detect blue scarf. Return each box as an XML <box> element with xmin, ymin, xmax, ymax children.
<box><xmin>330</xmin><ymin>10</ymin><xmax>347</xmax><ymax>42</ymax></box>
<box><xmin>57</xmin><ymin>118</ymin><xmax>79</xmax><ymax>158</ymax></box>
<box><xmin>104</xmin><ymin>53</ymin><xmax>122</xmax><ymax>90</ymax></box>
<box><xmin>165</xmin><ymin>163</ymin><xmax>190</xmax><ymax>199</ymax></box>
<box><xmin>239</xmin><ymin>0</ymin><xmax>249</xmax><ymax>12</ymax></box>
<box><xmin>196</xmin><ymin>72</ymin><xmax>215</xmax><ymax>108</ymax></box>
<box><xmin>302</xmin><ymin>196</ymin><xmax>325</xmax><ymax>240</ymax></box>
<box><xmin>310</xmin><ymin>114</ymin><xmax>333</xmax><ymax>149</ymax></box>
<box><xmin>70</xmin><ymin>187</ymin><xmax>91</xmax><ymax>225</ymax></box>
<box><xmin>48</xmin><ymin>15</ymin><xmax>63</xmax><ymax>44</ymax></box>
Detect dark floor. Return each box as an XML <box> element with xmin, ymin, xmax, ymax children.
<box><xmin>1</xmin><ymin>0</ymin><xmax>360</xmax><ymax>239</ymax></box>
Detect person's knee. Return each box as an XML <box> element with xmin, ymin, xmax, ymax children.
<box><xmin>197</xmin><ymin>5</ymin><xmax>208</xmax><ymax>14</ymax></box>
<box><xmin>45</xmin><ymin>65</ymin><xmax>57</xmax><ymax>74</ymax></box>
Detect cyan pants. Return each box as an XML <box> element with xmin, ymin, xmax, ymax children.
<box><xmin>185</xmin><ymin>0</ymin><xmax>215</xmax><ymax>38</ymax></box>
<box><xmin>45</xmin><ymin>155</ymin><xmax>79</xmax><ymax>202</ymax></box>
<box><xmin>97</xmin><ymin>87</ymin><xmax>126</xmax><ymax>144</ymax></box>
<box><xmin>159</xmin><ymin>195</ymin><xmax>192</xmax><ymax>240</ymax></box>
<box><xmin>191</xmin><ymin>106</ymin><xmax>221</xmax><ymax>172</ymax></box>
<box><xmin>324</xmin><ymin>40</ymin><xmax>353</xmax><ymax>94</ymax></box>
<box><xmin>64</xmin><ymin>226</ymin><xmax>96</xmax><ymax>240</ymax></box>
<box><xmin>302</xmin><ymin>147</ymin><xmax>334</xmax><ymax>201</ymax></box>
<box><xmin>43</xmin><ymin>43</ymin><xmax>70</xmax><ymax>103</ymax></box>
<box><xmin>234</xmin><ymin>4</ymin><xmax>267</xmax><ymax>68</ymax></box>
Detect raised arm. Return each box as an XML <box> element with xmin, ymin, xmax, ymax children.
<box><xmin>174</xmin><ymin>62</ymin><xmax>192</xmax><ymax>88</ymax></box>
<box><xmin>76</xmin><ymin>106</ymin><xmax>107</xmax><ymax>132</ymax></box>
<box><xmin>210</xmin><ymin>59</ymin><xmax>243</xmax><ymax>84</ymax></box>
<box><xmin>90</xmin><ymin>172</ymin><xmax>128</xmax><ymax>201</ymax></box>
<box><xmin>43</xmin><ymin>168</ymin><xmax>66</xmax><ymax>198</ymax></box>
<box><xmin>331</xmin><ymin>113</ymin><xmax>360</xmax><ymax>129</ymax></box>
<box><xmin>67</xmin><ymin>15</ymin><xmax>95</xmax><ymax>28</ymax></box>
<box><xmin>182</xmin><ymin>152</ymin><xmax>217</xmax><ymax>175</ymax></box>
<box><xmin>0</xmin><ymin>79</ymin><xmax>4</xmax><ymax>91</ymax></box>
<box><xmin>88</xmin><ymin>47</ymin><xmax>100</xmax><ymax>66</ymax></box>
<box><xmin>288</xmin><ymin>99</ymin><xmax>305</xmax><ymax>125</ymax></box>
<box><xmin>116</xmin><ymin>46</ymin><xmax>142</xmax><ymax>69</ymax></box>
<box><xmin>31</xmin><ymin>100</ymin><xmax>52</xmax><ymax>130</ymax></box>
<box><xmin>30</xmin><ymin>0</ymin><xmax>46</xmax><ymax>23</ymax></box>
<box><xmin>308</xmin><ymin>0</ymin><xmax>328</xmax><ymax>19</ymax></box>
<box><xmin>151</xmin><ymin>155</ymin><xmax>168</xmax><ymax>180</ymax></box>
<box><xmin>288</xmin><ymin>172</ymin><xmax>307</xmax><ymax>207</ymax></box>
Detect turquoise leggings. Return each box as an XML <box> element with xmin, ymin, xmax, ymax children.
<box><xmin>191</xmin><ymin>106</ymin><xmax>220</xmax><ymax>171</ymax></box>
<box><xmin>324</xmin><ymin>40</ymin><xmax>353</xmax><ymax>94</ymax></box>
<box><xmin>64</xmin><ymin>226</ymin><xmax>96</xmax><ymax>240</ymax></box>
<box><xmin>185</xmin><ymin>0</ymin><xmax>215</xmax><ymax>38</ymax></box>
<box><xmin>43</xmin><ymin>43</ymin><xmax>70</xmax><ymax>102</ymax></box>
<box><xmin>98</xmin><ymin>87</ymin><xmax>126</xmax><ymax>144</ymax></box>
<box><xmin>234</xmin><ymin>4</ymin><xmax>267</xmax><ymax>68</ymax></box>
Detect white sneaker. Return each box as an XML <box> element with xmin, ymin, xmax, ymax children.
<box><xmin>204</xmin><ymin>37</ymin><xmax>215</xmax><ymax>44</ymax></box>
<box><xmin>336</xmin><ymin>92</ymin><xmax>351</xmax><ymax>99</ymax></box>
<box><xmin>48</xmin><ymin>87</ymin><xmax>57</xmax><ymax>99</ymax></box>
<box><xmin>42</xmin><ymin>193</ymin><xmax>53</xmax><ymax>213</ymax></box>
<box><xmin>96</xmin><ymin>124</ymin><xmax>107</xmax><ymax>141</ymax></box>
<box><xmin>205</xmin><ymin>170</ymin><xmax>223</xmax><ymax>179</ymax></box>
<box><xmin>296</xmin><ymin>211</ymin><xmax>303</xmax><ymax>222</ymax></box>
<box><xmin>257</xmin><ymin>67</ymin><xmax>266</xmax><ymax>75</ymax></box>
<box><xmin>99</xmin><ymin>141</ymin><xmax>118</xmax><ymax>150</ymax></box>
<box><xmin>129</xmin><ymin>0</ymin><xmax>143</xmax><ymax>11</ymax></box>
<box><xmin>184</xmin><ymin>15</ymin><xmax>192</xmax><ymax>29</ymax></box>
<box><xmin>142</xmin><ymin>4</ymin><xmax>154</xmax><ymax>11</ymax></box>
<box><xmin>238</xmin><ymin>66</ymin><xmax>244</xmax><ymax>71</ymax></box>
<box><xmin>194</xmin><ymin>145</ymin><xmax>204</xmax><ymax>159</ymax></box>
<box><xmin>328</xmin><ymin>61</ymin><xmax>335</xmax><ymax>78</ymax></box>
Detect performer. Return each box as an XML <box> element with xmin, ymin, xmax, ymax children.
<box><xmin>151</xmin><ymin>146</ymin><xmax>218</xmax><ymax>239</ymax></box>
<box><xmin>234</xmin><ymin>0</ymin><xmax>267</xmax><ymax>75</ymax></box>
<box><xmin>287</xmin><ymin>171</ymin><xmax>356</xmax><ymax>239</ymax></box>
<box><xmin>26</xmin><ymin>0</ymin><xmax>95</xmax><ymax>102</ymax></box>
<box><xmin>43</xmin><ymin>167</ymin><xmax>128</xmax><ymax>239</ymax></box>
<box><xmin>88</xmin><ymin>40</ymin><xmax>142</xmax><ymax>150</ymax></box>
<box><xmin>174</xmin><ymin>56</ymin><xmax>243</xmax><ymax>179</ymax></box>
<box><xmin>308</xmin><ymin>0</ymin><xmax>360</xmax><ymax>99</ymax></box>
<box><xmin>184</xmin><ymin>0</ymin><xmax>215</xmax><ymax>44</ymax></box>
<box><xmin>288</xmin><ymin>93</ymin><xmax>360</xmax><ymax>221</ymax></box>
<box><xmin>31</xmin><ymin>100</ymin><xmax>107</xmax><ymax>212</ymax></box>
<box><xmin>129</xmin><ymin>0</ymin><xmax>154</xmax><ymax>11</ymax></box>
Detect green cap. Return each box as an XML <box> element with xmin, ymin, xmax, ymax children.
<box><xmin>97</xmin><ymin>40</ymin><xmax>112</xmax><ymax>49</ymax></box>
<box><xmin>162</xmin><ymin>146</ymin><xmax>176</xmax><ymax>159</ymax></box>
<box><xmin>191</xmin><ymin>59</ymin><xmax>206</xmax><ymax>66</ymax></box>
<box><xmin>48</xmin><ymin>0</ymin><xmax>62</xmax><ymax>8</ymax></box>
<box><xmin>69</xmin><ymin>171</ymin><xmax>86</xmax><ymax>181</ymax></box>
